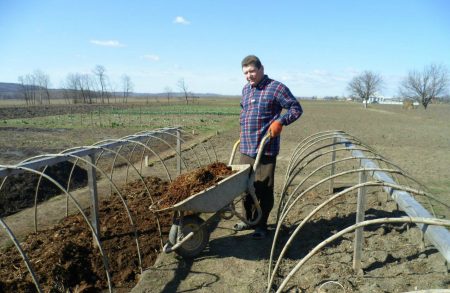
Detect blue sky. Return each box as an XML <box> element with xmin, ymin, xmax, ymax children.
<box><xmin>1</xmin><ymin>0</ymin><xmax>449</xmax><ymax>97</ymax></box>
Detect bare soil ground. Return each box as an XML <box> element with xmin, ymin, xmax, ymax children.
<box><xmin>132</xmin><ymin>125</ymin><xmax>449</xmax><ymax>293</ymax></box>
<box><xmin>1</xmin><ymin>101</ymin><xmax>449</xmax><ymax>292</ymax></box>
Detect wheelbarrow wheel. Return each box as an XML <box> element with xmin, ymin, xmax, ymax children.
<box><xmin>169</xmin><ymin>215</ymin><xmax>209</xmax><ymax>258</ymax></box>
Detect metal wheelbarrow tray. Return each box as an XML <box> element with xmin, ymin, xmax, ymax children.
<box><xmin>157</xmin><ymin>135</ymin><xmax>269</xmax><ymax>258</ymax></box>
<box><xmin>162</xmin><ymin>164</ymin><xmax>251</xmax><ymax>213</ymax></box>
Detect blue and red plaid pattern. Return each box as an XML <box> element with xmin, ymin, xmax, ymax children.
<box><xmin>239</xmin><ymin>75</ymin><xmax>303</xmax><ymax>157</ymax></box>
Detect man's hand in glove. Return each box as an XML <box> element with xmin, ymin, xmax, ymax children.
<box><xmin>269</xmin><ymin>120</ymin><xmax>283</xmax><ymax>138</ymax></box>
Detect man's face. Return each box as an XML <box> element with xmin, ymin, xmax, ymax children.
<box><xmin>242</xmin><ymin>64</ymin><xmax>264</xmax><ymax>87</ymax></box>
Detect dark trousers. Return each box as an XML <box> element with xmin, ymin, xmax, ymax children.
<box><xmin>239</xmin><ymin>154</ymin><xmax>277</xmax><ymax>229</ymax></box>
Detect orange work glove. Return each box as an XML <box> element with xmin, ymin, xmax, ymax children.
<box><xmin>269</xmin><ymin>120</ymin><xmax>283</xmax><ymax>138</ymax></box>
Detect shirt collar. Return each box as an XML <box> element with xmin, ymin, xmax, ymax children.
<box><xmin>253</xmin><ymin>75</ymin><xmax>270</xmax><ymax>90</ymax></box>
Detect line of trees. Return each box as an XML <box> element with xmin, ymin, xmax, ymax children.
<box><xmin>18</xmin><ymin>70</ymin><xmax>52</xmax><ymax>105</ymax></box>
<box><xmin>17</xmin><ymin>65</ymin><xmax>135</xmax><ymax>105</ymax></box>
<box><xmin>348</xmin><ymin>63</ymin><xmax>449</xmax><ymax>109</ymax></box>
<box><xmin>61</xmin><ymin>65</ymin><xmax>134</xmax><ymax>104</ymax></box>
<box><xmin>163</xmin><ymin>78</ymin><xmax>199</xmax><ymax>105</ymax></box>
<box><xmin>16</xmin><ymin>67</ymin><xmax>196</xmax><ymax>106</ymax></box>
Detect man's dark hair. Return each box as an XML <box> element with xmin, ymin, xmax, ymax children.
<box><xmin>241</xmin><ymin>55</ymin><xmax>262</xmax><ymax>69</ymax></box>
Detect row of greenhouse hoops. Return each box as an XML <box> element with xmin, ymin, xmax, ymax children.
<box><xmin>0</xmin><ymin>127</ymin><xmax>217</xmax><ymax>292</ymax></box>
<box><xmin>266</xmin><ymin>130</ymin><xmax>450</xmax><ymax>292</ymax></box>
<box><xmin>1</xmin><ymin>127</ymin><xmax>449</xmax><ymax>292</ymax></box>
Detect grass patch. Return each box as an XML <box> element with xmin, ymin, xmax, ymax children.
<box><xmin>1</xmin><ymin>102</ymin><xmax>241</xmax><ymax>134</ymax></box>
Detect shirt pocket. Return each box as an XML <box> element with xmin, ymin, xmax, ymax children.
<box><xmin>258</xmin><ymin>96</ymin><xmax>275</xmax><ymax>117</ymax></box>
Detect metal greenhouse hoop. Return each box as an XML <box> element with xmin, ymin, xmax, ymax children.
<box><xmin>272</xmin><ymin>217</ymin><xmax>450</xmax><ymax>293</ymax></box>
<box><xmin>0</xmin><ymin>165</ymin><xmax>113</xmax><ymax>292</ymax></box>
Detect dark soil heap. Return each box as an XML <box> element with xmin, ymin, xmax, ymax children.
<box><xmin>0</xmin><ymin>161</ymin><xmax>233</xmax><ymax>292</ymax></box>
<box><xmin>156</xmin><ymin>162</ymin><xmax>235</xmax><ymax>209</ymax></box>
<box><xmin>0</xmin><ymin>161</ymin><xmax>88</xmax><ymax>217</ymax></box>
<box><xmin>0</xmin><ymin>176</ymin><xmax>171</xmax><ymax>292</ymax></box>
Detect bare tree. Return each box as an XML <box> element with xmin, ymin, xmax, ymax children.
<box><xmin>93</xmin><ymin>65</ymin><xmax>109</xmax><ymax>103</ymax></box>
<box><xmin>18</xmin><ymin>74</ymin><xmax>36</xmax><ymax>105</ymax></box>
<box><xmin>64</xmin><ymin>73</ymin><xmax>92</xmax><ymax>104</ymax></box>
<box><xmin>177</xmin><ymin>78</ymin><xmax>189</xmax><ymax>105</ymax></box>
<box><xmin>33</xmin><ymin>70</ymin><xmax>51</xmax><ymax>104</ymax></box>
<box><xmin>347</xmin><ymin>71</ymin><xmax>384</xmax><ymax>108</ymax></box>
<box><xmin>80</xmin><ymin>74</ymin><xmax>96</xmax><ymax>104</ymax></box>
<box><xmin>18</xmin><ymin>70</ymin><xmax>52</xmax><ymax>105</ymax></box>
<box><xmin>121</xmin><ymin>74</ymin><xmax>133</xmax><ymax>103</ymax></box>
<box><xmin>64</xmin><ymin>73</ymin><xmax>80</xmax><ymax>103</ymax></box>
<box><xmin>399</xmin><ymin>64</ymin><xmax>449</xmax><ymax>109</ymax></box>
<box><xmin>164</xmin><ymin>86</ymin><xmax>172</xmax><ymax>104</ymax></box>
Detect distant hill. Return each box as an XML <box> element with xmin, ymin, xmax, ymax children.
<box><xmin>0</xmin><ymin>82</ymin><xmax>23</xmax><ymax>99</ymax></box>
<box><xmin>0</xmin><ymin>82</ymin><xmax>23</xmax><ymax>92</ymax></box>
<box><xmin>0</xmin><ymin>82</ymin><xmax>239</xmax><ymax>100</ymax></box>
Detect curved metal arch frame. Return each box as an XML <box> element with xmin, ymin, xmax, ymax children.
<box><xmin>272</xmin><ymin>217</ymin><xmax>450</xmax><ymax>293</ymax></box>
<box><xmin>0</xmin><ymin>126</ymin><xmax>222</xmax><ymax>291</ymax></box>
<box><xmin>285</xmin><ymin>130</ymin><xmax>349</xmax><ymax>179</ymax></box>
<box><xmin>12</xmin><ymin>152</ymin><xmax>85</xmax><ymax>231</ymax></box>
<box><xmin>279</xmin><ymin>146</ymin><xmax>378</xmax><ymax>209</ymax></box>
<box><xmin>151</xmin><ymin>129</ymin><xmax>207</xmax><ymax>166</ymax></box>
<box><xmin>94</xmin><ymin>138</ymin><xmax>173</xmax><ymax>183</ymax></box>
<box><xmin>135</xmin><ymin>129</ymin><xmax>194</xmax><ymax>164</ymax></box>
<box><xmin>177</xmin><ymin>127</ymin><xmax>218</xmax><ymax>163</ymax></box>
<box><xmin>285</xmin><ymin>131</ymin><xmax>382</xmax><ymax>182</ymax></box>
<box><xmin>116</xmin><ymin>133</ymin><xmax>182</xmax><ymax>185</ymax></box>
<box><xmin>268</xmin><ymin>180</ymin><xmax>432</xmax><ymax>289</ymax></box>
<box><xmin>270</xmin><ymin>169</ymin><xmax>419</xmax><ymax>284</ymax></box>
<box><xmin>151</xmin><ymin>127</ymin><xmax>218</xmax><ymax>164</ymax></box>
<box><xmin>280</xmin><ymin>134</ymin><xmax>436</xmax><ymax>220</ymax></box>
<box><xmin>92</xmin><ymin>134</ymin><xmax>184</xmax><ymax>187</ymax></box>
<box><xmin>20</xmin><ymin>157</ymin><xmax>79</xmax><ymax>231</ymax></box>
<box><xmin>288</xmin><ymin>130</ymin><xmax>345</xmax><ymax>164</ymax></box>
<box><xmin>0</xmin><ymin>218</ymin><xmax>42</xmax><ymax>292</ymax></box>
<box><xmin>15</xmin><ymin>150</ymin><xmax>98</xmax><ymax>231</ymax></box>
<box><xmin>58</xmin><ymin>152</ymin><xmax>146</xmax><ymax>273</ymax></box>
<box><xmin>286</xmin><ymin>135</ymin><xmax>373</xmax><ymax>182</ymax></box>
<box><xmin>277</xmin><ymin>148</ymin><xmax>423</xmax><ymax>222</ymax></box>
<box><xmin>0</xmin><ymin>164</ymin><xmax>113</xmax><ymax>293</ymax></box>
<box><xmin>85</xmin><ymin>144</ymin><xmax>166</xmax><ymax>249</ymax></box>
<box><xmin>118</xmin><ymin>142</ymin><xmax>141</xmax><ymax>185</ymax></box>
<box><xmin>137</xmin><ymin>133</ymin><xmax>191</xmax><ymax>172</ymax></box>
<box><xmin>278</xmin><ymin>168</ymin><xmax>410</xmax><ymax>234</ymax></box>
<box><xmin>279</xmin><ymin>140</ymin><xmax>376</xmax><ymax>210</ymax></box>
<box><xmin>62</xmin><ymin>144</ymin><xmax>167</xmax><ymax>250</ymax></box>
<box><xmin>152</xmin><ymin>128</ymin><xmax>221</xmax><ymax>166</ymax></box>
<box><xmin>15</xmin><ymin>151</ymin><xmax>146</xmax><ymax>275</ymax></box>
<box><xmin>276</xmin><ymin>154</ymin><xmax>408</xmax><ymax>223</ymax></box>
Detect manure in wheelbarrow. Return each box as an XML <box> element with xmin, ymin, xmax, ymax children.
<box><xmin>157</xmin><ymin>162</ymin><xmax>236</xmax><ymax>209</ymax></box>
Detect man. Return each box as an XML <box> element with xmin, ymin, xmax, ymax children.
<box><xmin>235</xmin><ymin>55</ymin><xmax>303</xmax><ymax>239</ymax></box>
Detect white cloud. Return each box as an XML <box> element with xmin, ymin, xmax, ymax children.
<box><xmin>142</xmin><ymin>54</ymin><xmax>160</xmax><ymax>61</ymax></box>
<box><xmin>173</xmin><ymin>16</ymin><xmax>190</xmax><ymax>25</ymax></box>
<box><xmin>90</xmin><ymin>40</ymin><xmax>125</xmax><ymax>47</ymax></box>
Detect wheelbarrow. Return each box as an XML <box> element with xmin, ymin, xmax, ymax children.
<box><xmin>152</xmin><ymin>134</ymin><xmax>270</xmax><ymax>258</ymax></box>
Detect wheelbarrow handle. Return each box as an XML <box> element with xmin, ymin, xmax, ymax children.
<box><xmin>228</xmin><ymin>134</ymin><xmax>270</xmax><ymax>227</ymax></box>
<box><xmin>228</xmin><ymin>133</ymin><xmax>271</xmax><ymax>166</ymax></box>
<box><xmin>228</xmin><ymin>139</ymin><xmax>241</xmax><ymax>165</ymax></box>
<box><xmin>252</xmin><ymin>134</ymin><xmax>270</xmax><ymax>173</ymax></box>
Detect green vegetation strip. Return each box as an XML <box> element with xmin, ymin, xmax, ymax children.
<box><xmin>0</xmin><ymin>104</ymin><xmax>240</xmax><ymax>133</ymax></box>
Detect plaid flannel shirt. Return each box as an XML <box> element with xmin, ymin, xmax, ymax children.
<box><xmin>240</xmin><ymin>75</ymin><xmax>303</xmax><ymax>157</ymax></box>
